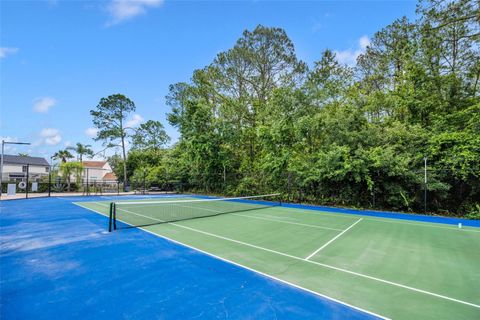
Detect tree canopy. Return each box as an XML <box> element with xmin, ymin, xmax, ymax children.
<box><xmin>107</xmin><ymin>0</ymin><xmax>480</xmax><ymax>217</ymax></box>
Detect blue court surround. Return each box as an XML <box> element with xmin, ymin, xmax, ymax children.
<box><xmin>1</xmin><ymin>197</ymin><xmax>378</xmax><ymax>320</ymax></box>
<box><xmin>195</xmin><ymin>195</ymin><xmax>480</xmax><ymax>228</ymax></box>
<box><xmin>281</xmin><ymin>203</ymin><xmax>480</xmax><ymax>227</ymax></box>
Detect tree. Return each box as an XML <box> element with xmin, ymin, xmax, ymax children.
<box><xmin>149</xmin><ymin>7</ymin><xmax>480</xmax><ymax>216</ymax></box>
<box><xmin>107</xmin><ymin>154</ymin><xmax>125</xmax><ymax>182</ymax></box>
<box><xmin>67</xmin><ymin>143</ymin><xmax>94</xmax><ymax>162</ymax></box>
<box><xmin>131</xmin><ymin>120</ymin><xmax>170</xmax><ymax>150</ymax></box>
<box><xmin>212</xmin><ymin>25</ymin><xmax>306</xmax><ymax>167</ymax></box>
<box><xmin>52</xmin><ymin>149</ymin><xmax>74</xmax><ymax>163</ymax></box>
<box><xmin>90</xmin><ymin>94</ymin><xmax>135</xmax><ymax>189</ymax></box>
<box><xmin>60</xmin><ymin>161</ymin><xmax>83</xmax><ymax>192</ymax></box>
<box><xmin>18</xmin><ymin>153</ymin><xmax>29</xmax><ymax>157</ymax></box>
<box><xmin>306</xmin><ymin>49</ymin><xmax>354</xmax><ymax>106</ymax></box>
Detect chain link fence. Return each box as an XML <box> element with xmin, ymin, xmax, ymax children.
<box><xmin>2</xmin><ymin>163</ymin><xmax>478</xmax><ymax>217</ymax></box>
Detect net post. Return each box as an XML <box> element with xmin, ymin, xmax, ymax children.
<box><xmin>113</xmin><ymin>203</ymin><xmax>117</xmax><ymax>230</ymax></box>
<box><xmin>108</xmin><ymin>202</ymin><xmax>113</xmax><ymax>232</ymax></box>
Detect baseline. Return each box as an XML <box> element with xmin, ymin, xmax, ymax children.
<box><xmin>73</xmin><ymin>202</ymin><xmax>388</xmax><ymax>320</ymax></box>
<box><xmin>96</xmin><ymin>202</ymin><xmax>480</xmax><ymax>310</ymax></box>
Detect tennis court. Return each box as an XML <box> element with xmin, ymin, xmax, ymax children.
<box><xmin>76</xmin><ymin>194</ymin><xmax>480</xmax><ymax>320</ymax></box>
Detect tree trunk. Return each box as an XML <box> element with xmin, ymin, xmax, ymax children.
<box><xmin>121</xmin><ymin>133</ymin><xmax>128</xmax><ymax>191</ymax></box>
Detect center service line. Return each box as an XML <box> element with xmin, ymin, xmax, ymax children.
<box><xmin>305</xmin><ymin>218</ymin><xmax>363</xmax><ymax>260</ymax></box>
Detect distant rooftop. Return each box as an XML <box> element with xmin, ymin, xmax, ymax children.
<box><xmin>2</xmin><ymin>155</ymin><xmax>49</xmax><ymax>166</ymax></box>
<box><xmin>103</xmin><ymin>172</ymin><xmax>117</xmax><ymax>180</ymax></box>
<box><xmin>82</xmin><ymin>161</ymin><xmax>107</xmax><ymax>168</ymax></box>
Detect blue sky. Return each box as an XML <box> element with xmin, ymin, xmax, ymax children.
<box><xmin>0</xmin><ymin>0</ymin><xmax>417</xmax><ymax>160</ymax></box>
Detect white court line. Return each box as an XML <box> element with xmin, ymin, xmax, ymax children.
<box><xmin>115</xmin><ymin>202</ymin><xmax>344</xmax><ymax>232</ymax></box>
<box><xmin>233</xmin><ymin>213</ymin><xmax>344</xmax><ymax>231</ymax></box>
<box><xmin>74</xmin><ymin>202</ymin><xmax>389</xmax><ymax>319</ymax></box>
<box><xmin>89</xmin><ymin>201</ymin><xmax>480</xmax><ymax>310</ymax></box>
<box><xmin>278</xmin><ymin>207</ymin><xmax>480</xmax><ymax>234</ymax></box>
<box><xmin>171</xmin><ymin>203</ymin><xmax>345</xmax><ymax>232</ymax></box>
<box><xmin>305</xmin><ymin>218</ymin><xmax>363</xmax><ymax>260</ymax></box>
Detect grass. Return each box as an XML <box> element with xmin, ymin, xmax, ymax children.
<box><xmin>75</xmin><ymin>197</ymin><xmax>480</xmax><ymax>320</ymax></box>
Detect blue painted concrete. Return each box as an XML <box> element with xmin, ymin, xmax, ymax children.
<box><xmin>192</xmin><ymin>194</ymin><xmax>480</xmax><ymax>228</ymax></box>
<box><xmin>0</xmin><ymin>197</ymin><xmax>378</xmax><ymax>319</ymax></box>
<box><xmin>281</xmin><ymin>203</ymin><xmax>480</xmax><ymax>227</ymax></box>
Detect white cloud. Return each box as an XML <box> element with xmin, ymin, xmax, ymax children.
<box><xmin>0</xmin><ymin>47</ymin><xmax>18</xmax><ymax>59</ymax></box>
<box><xmin>107</xmin><ymin>0</ymin><xmax>163</xmax><ymax>25</ymax></box>
<box><xmin>85</xmin><ymin>127</ymin><xmax>99</xmax><ymax>138</ymax></box>
<box><xmin>126</xmin><ymin>114</ymin><xmax>144</xmax><ymax>127</ymax></box>
<box><xmin>46</xmin><ymin>136</ymin><xmax>61</xmax><ymax>145</ymax></box>
<box><xmin>64</xmin><ymin>141</ymin><xmax>72</xmax><ymax>147</ymax></box>
<box><xmin>40</xmin><ymin>128</ymin><xmax>62</xmax><ymax>145</ymax></box>
<box><xmin>359</xmin><ymin>35</ymin><xmax>371</xmax><ymax>50</ymax></box>
<box><xmin>33</xmin><ymin>97</ymin><xmax>57</xmax><ymax>113</ymax></box>
<box><xmin>40</xmin><ymin>128</ymin><xmax>58</xmax><ymax>137</ymax></box>
<box><xmin>334</xmin><ymin>35</ymin><xmax>371</xmax><ymax>66</ymax></box>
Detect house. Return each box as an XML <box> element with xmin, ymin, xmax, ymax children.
<box><xmin>1</xmin><ymin>155</ymin><xmax>50</xmax><ymax>182</ymax></box>
<box><xmin>81</xmin><ymin>161</ymin><xmax>117</xmax><ymax>182</ymax></box>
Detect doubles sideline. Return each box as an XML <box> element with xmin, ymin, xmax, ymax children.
<box><xmin>75</xmin><ymin>201</ymin><xmax>388</xmax><ymax>320</ymax></box>
<box><xmin>85</xmin><ymin>201</ymin><xmax>480</xmax><ymax>310</ymax></box>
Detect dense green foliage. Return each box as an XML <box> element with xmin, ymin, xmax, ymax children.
<box><xmin>131</xmin><ymin>120</ymin><xmax>170</xmax><ymax>151</ymax></box>
<box><xmin>60</xmin><ymin>161</ymin><xmax>83</xmax><ymax>192</ymax></box>
<box><xmin>112</xmin><ymin>0</ymin><xmax>479</xmax><ymax>216</ymax></box>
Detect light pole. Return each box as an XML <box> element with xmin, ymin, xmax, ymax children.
<box><xmin>0</xmin><ymin>140</ymin><xmax>31</xmax><ymax>197</ymax></box>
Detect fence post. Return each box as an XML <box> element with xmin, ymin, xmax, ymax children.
<box><xmin>85</xmin><ymin>168</ymin><xmax>89</xmax><ymax>196</ymax></box>
<box><xmin>287</xmin><ymin>172</ymin><xmax>292</xmax><ymax>202</ymax></box>
<box><xmin>424</xmin><ymin>157</ymin><xmax>427</xmax><ymax>214</ymax></box>
<box><xmin>143</xmin><ymin>170</ymin><xmax>146</xmax><ymax>195</ymax></box>
<box><xmin>223</xmin><ymin>165</ymin><xmax>227</xmax><ymax>193</ymax></box>
<box><xmin>25</xmin><ymin>164</ymin><xmax>29</xmax><ymax>199</ymax></box>
<box><xmin>48</xmin><ymin>165</ymin><xmax>51</xmax><ymax>197</ymax></box>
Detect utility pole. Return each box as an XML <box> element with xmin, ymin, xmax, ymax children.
<box><xmin>0</xmin><ymin>140</ymin><xmax>31</xmax><ymax>198</ymax></box>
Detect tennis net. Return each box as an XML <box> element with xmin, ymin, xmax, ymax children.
<box><xmin>108</xmin><ymin>194</ymin><xmax>281</xmax><ymax>231</ymax></box>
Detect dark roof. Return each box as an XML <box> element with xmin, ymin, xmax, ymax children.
<box><xmin>3</xmin><ymin>155</ymin><xmax>49</xmax><ymax>166</ymax></box>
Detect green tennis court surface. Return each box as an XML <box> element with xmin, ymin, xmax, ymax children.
<box><xmin>75</xmin><ymin>197</ymin><xmax>480</xmax><ymax>319</ymax></box>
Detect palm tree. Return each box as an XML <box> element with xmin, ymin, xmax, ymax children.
<box><xmin>18</xmin><ymin>153</ymin><xmax>29</xmax><ymax>157</ymax></box>
<box><xmin>60</xmin><ymin>161</ymin><xmax>83</xmax><ymax>192</ymax></box>
<box><xmin>67</xmin><ymin>143</ymin><xmax>94</xmax><ymax>162</ymax></box>
<box><xmin>52</xmin><ymin>149</ymin><xmax>74</xmax><ymax>163</ymax></box>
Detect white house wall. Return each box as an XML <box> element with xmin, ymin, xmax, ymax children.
<box><xmin>2</xmin><ymin>163</ymin><xmax>49</xmax><ymax>180</ymax></box>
